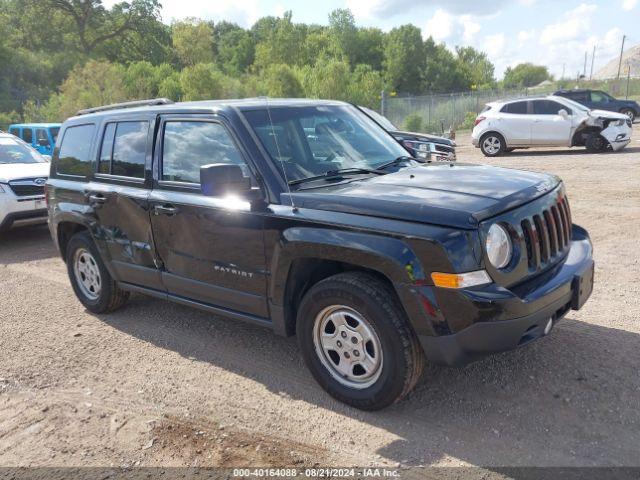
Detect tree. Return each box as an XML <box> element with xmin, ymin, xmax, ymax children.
<box><xmin>172</xmin><ymin>18</ymin><xmax>214</xmax><ymax>67</ymax></box>
<box><xmin>45</xmin><ymin>0</ymin><xmax>162</xmax><ymax>55</ymax></box>
<box><xmin>383</xmin><ymin>25</ymin><xmax>425</xmax><ymax>94</ymax></box>
<box><xmin>348</xmin><ymin>65</ymin><xmax>384</xmax><ymax>108</ymax></box>
<box><xmin>215</xmin><ymin>24</ymin><xmax>255</xmax><ymax>75</ymax></box>
<box><xmin>263</xmin><ymin>64</ymin><xmax>304</xmax><ymax>97</ymax></box>
<box><xmin>253</xmin><ymin>12</ymin><xmax>305</xmax><ymax>70</ymax></box>
<box><xmin>455</xmin><ymin>46</ymin><xmax>495</xmax><ymax>89</ymax></box>
<box><xmin>300</xmin><ymin>58</ymin><xmax>351</xmax><ymax>100</ymax></box>
<box><xmin>328</xmin><ymin>9</ymin><xmax>358</xmax><ymax>64</ymax></box>
<box><xmin>180</xmin><ymin>64</ymin><xmax>223</xmax><ymax>101</ymax></box>
<box><xmin>503</xmin><ymin>63</ymin><xmax>551</xmax><ymax>88</ymax></box>
<box><xmin>423</xmin><ymin>38</ymin><xmax>468</xmax><ymax>92</ymax></box>
<box><xmin>54</xmin><ymin>60</ymin><xmax>127</xmax><ymax>120</ymax></box>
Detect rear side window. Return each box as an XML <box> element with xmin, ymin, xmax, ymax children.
<box><xmin>98</xmin><ymin>121</ymin><xmax>148</xmax><ymax>179</ymax></box>
<box><xmin>22</xmin><ymin>128</ymin><xmax>33</xmax><ymax>144</ymax></box>
<box><xmin>161</xmin><ymin>121</ymin><xmax>247</xmax><ymax>184</ymax></box>
<box><xmin>36</xmin><ymin>128</ymin><xmax>50</xmax><ymax>146</ymax></box>
<box><xmin>501</xmin><ymin>101</ymin><xmax>528</xmax><ymax>114</ymax></box>
<box><xmin>8</xmin><ymin>127</ymin><xmax>19</xmax><ymax>137</ymax></box>
<box><xmin>57</xmin><ymin>124</ymin><xmax>96</xmax><ymax>176</ymax></box>
<box><xmin>566</xmin><ymin>91</ymin><xmax>588</xmax><ymax>102</ymax></box>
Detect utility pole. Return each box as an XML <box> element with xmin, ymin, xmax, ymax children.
<box><xmin>561</xmin><ymin>63</ymin><xmax>565</xmax><ymax>80</ymax></box>
<box><xmin>583</xmin><ymin>51</ymin><xmax>588</xmax><ymax>78</ymax></box>
<box><xmin>589</xmin><ymin>45</ymin><xmax>596</xmax><ymax>81</ymax></box>
<box><xmin>617</xmin><ymin>35</ymin><xmax>626</xmax><ymax>79</ymax></box>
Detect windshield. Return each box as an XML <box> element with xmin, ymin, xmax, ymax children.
<box><xmin>242</xmin><ymin>105</ymin><xmax>409</xmax><ymax>184</ymax></box>
<box><xmin>360</xmin><ymin>106</ymin><xmax>398</xmax><ymax>131</ymax></box>
<box><xmin>556</xmin><ymin>97</ymin><xmax>590</xmax><ymax>113</ymax></box>
<box><xmin>0</xmin><ymin>136</ymin><xmax>46</xmax><ymax>164</ymax></box>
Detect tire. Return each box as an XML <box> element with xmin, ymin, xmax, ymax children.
<box><xmin>66</xmin><ymin>231</ymin><xmax>129</xmax><ymax>313</ymax></box>
<box><xmin>620</xmin><ymin>108</ymin><xmax>635</xmax><ymax>122</ymax></box>
<box><xmin>480</xmin><ymin>132</ymin><xmax>506</xmax><ymax>157</ymax></box>
<box><xmin>585</xmin><ymin>133</ymin><xmax>608</xmax><ymax>152</ymax></box>
<box><xmin>296</xmin><ymin>272</ymin><xmax>424</xmax><ymax>410</ymax></box>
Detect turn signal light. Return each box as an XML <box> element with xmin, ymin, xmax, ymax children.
<box><xmin>431</xmin><ymin>270</ymin><xmax>492</xmax><ymax>289</ymax></box>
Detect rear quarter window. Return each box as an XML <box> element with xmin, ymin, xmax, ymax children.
<box><xmin>56</xmin><ymin>124</ymin><xmax>96</xmax><ymax>177</ymax></box>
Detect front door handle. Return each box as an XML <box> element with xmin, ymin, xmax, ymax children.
<box><xmin>88</xmin><ymin>193</ymin><xmax>107</xmax><ymax>205</ymax></box>
<box><xmin>153</xmin><ymin>204</ymin><xmax>179</xmax><ymax>216</ymax></box>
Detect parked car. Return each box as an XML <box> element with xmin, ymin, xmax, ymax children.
<box><xmin>8</xmin><ymin>123</ymin><xmax>61</xmax><ymax>157</ymax></box>
<box><xmin>472</xmin><ymin>95</ymin><xmax>632</xmax><ymax>157</ymax></box>
<box><xmin>554</xmin><ymin>89</ymin><xmax>639</xmax><ymax>122</ymax></box>
<box><xmin>359</xmin><ymin>106</ymin><xmax>456</xmax><ymax>162</ymax></box>
<box><xmin>47</xmin><ymin>98</ymin><xmax>594</xmax><ymax>410</ymax></box>
<box><xmin>0</xmin><ymin>131</ymin><xmax>49</xmax><ymax>231</ymax></box>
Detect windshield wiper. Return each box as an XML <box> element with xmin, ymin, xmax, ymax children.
<box><xmin>374</xmin><ymin>156</ymin><xmax>422</xmax><ymax>172</ymax></box>
<box><xmin>288</xmin><ymin>167</ymin><xmax>385</xmax><ymax>186</ymax></box>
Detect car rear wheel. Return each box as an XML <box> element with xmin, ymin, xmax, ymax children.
<box><xmin>66</xmin><ymin>231</ymin><xmax>129</xmax><ymax>313</ymax></box>
<box><xmin>620</xmin><ymin>108</ymin><xmax>635</xmax><ymax>122</ymax></box>
<box><xmin>296</xmin><ymin>272</ymin><xmax>424</xmax><ymax>410</ymax></box>
<box><xmin>480</xmin><ymin>133</ymin><xmax>506</xmax><ymax>157</ymax></box>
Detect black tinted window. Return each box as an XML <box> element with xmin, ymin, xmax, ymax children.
<box><xmin>162</xmin><ymin>121</ymin><xmax>246</xmax><ymax>184</ymax></box>
<box><xmin>566</xmin><ymin>91</ymin><xmax>589</xmax><ymax>102</ymax></box>
<box><xmin>22</xmin><ymin>128</ymin><xmax>33</xmax><ymax>143</ymax></box>
<box><xmin>36</xmin><ymin>129</ymin><xmax>49</xmax><ymax>146</ymax></box>
<box><xmin>8</xmin><ymin>128</ymin><xmax>19</xmax><ymax>137</ymax></box>
<box><xmin>501</xmin><ymin>101</ymin><xmax>528</xmax><ymax>114</ymax></box>
<box><xmin>57</xmin><ymin>124</ymin><xmax>95</xmax><ymax>176</ymax></box>
<box><xmin>111</xmin><ymin>121</ymin><xmax>147</xmax><ymax>178</ymax></box>
<box><xmin>533</xmin><ymin>100</ymin><xmax>566</xmax><ymax>115</ymax></box>
<box><xmin>98</xmin><ymin>123</ymin><xmax>116</xmax><ymax>174</ymax></box>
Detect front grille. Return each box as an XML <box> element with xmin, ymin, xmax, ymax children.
<box><xmin>520</xmin><ymin>196</ymin><xmax>572</xmax><ymax>271</ymax></box>
<box><xmin>8</xmin><ymin>179</ymin><xmax>46</xmax><ymax>197</ymax></box>
<box><xmin>432</xmin><ymin>143</ymin><xmax>456</xmax><ymax>160</ymax></box>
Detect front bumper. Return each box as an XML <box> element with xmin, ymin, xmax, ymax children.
<box><xmin>601</xmin><ymin>123</ymin><xmax>632</xmax><ymax>151</ymax></box>
<box><xmin>416</xmin><ymin>226</ymin><xmax>594</xmax><ymax>367</ymax></box>
<box><xmin>0</xmin><ymin>188</ymin><xmax>48</xmax><ymax>230</ymax></box>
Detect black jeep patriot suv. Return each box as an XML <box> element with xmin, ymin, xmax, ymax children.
<box><xmin>47</xmin><ymin>98</ymin><xmax>594</xmax><ymax>410</ymax></box>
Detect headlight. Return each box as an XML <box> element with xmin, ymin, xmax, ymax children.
<box><xmin>486</xmin><ymin>224</ymin><xmax>512</xmax><ymax>269</ymax></box>
<box><xmin>615</xmin><ymin>119</ymin><xmax>625</xmax><ymax>127</ymax></box>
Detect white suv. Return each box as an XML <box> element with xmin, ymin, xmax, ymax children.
<box><xmin>0</xmin><ymin>132</ymin><xmax>50</xmax><ymax>231</ymax></box>
<box><xmin>472</xmin><ymin>95</ymin><xmax>632</xmax><ymax>156</ymax></box>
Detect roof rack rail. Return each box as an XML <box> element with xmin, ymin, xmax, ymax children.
<box><xmin>76</xmin><ymin>98</ymin><xmax>175</xmax><ymax>116</ymax></box>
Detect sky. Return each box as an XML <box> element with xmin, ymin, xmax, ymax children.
<box><xmin>116</xmin><ymin>0</ymin><xmax>640</xmax><ymax>79</ymax></box>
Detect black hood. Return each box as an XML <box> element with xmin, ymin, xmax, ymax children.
<box><xmin>287</xmin><ymin>164</ymin><xmax>560</xmax><ymax>229</ymax></box>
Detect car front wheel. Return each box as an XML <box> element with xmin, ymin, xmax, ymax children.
<box><xmin>480</xmin><ymin>133</ymin><xmax>506</xmax><ymax>157</ymax></box>
<box><xmin>297</xmin><ymin>272</ymin><xmax>424</xmax><ymax>410</ymax></box>
<box><xmin>66</xmin><ymin>231</ymin><xmax>129</xmax><ymax>313</ymax></box>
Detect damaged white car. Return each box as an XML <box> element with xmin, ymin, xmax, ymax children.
<box><xmin>472</xmin><ymin>95</ymin><xmax>632</xmax><ymax>156</ymax></box>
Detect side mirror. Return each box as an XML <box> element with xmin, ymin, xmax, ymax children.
<box><xmin>558</xmin><ymin>109</ymin><xmax>569</xmax><ymax>118</ymax></box>
<box><xmin>200</xmin><ymin>163</ymin><xmax>251</xmax><ymax>197</ymax></box>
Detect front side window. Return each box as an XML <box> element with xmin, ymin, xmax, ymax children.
<box><xmin>22</xmin><ymin>128</ymin><xmax>33</xmax><ymax>144</ymax></box>
<box><xmin>0</xmin><ymin>136</ymin><xmax>46</xmax><ymax>164</ymax></box>
<box><xmin>162</xmin><ymin>121</ymin><xmax>247</xmax><ymax>184</ymax></box>
<box><xmin>111</xmin><ymin>121</ymin><xmax>148</xmax><ymax>178</ymax></box>
<box><xmin>501</xmin><ymin>101</ymin><xmax>528</xmax><ymax>114</ymax></box>
<box><xmin>533</xmin><ymin>100</ymin><xmax>566</xmax><ymax>115</ymax></box>
<box><xmin>591</xmin><ymin>91</ymin><xmax>610</xmax><ymax>103</ymax></box>
<box><xmin>56</xmin><ymin>124</ymin><xmax>95</xmax><ymax>176</ymax></box>
<box><xmin>242</xmin><ymin>105</ymin><xmax>409</xmax><ymax>184</ymax></box>
<box><xmin>8</xmin><ymin>127</ymin><xmax>19</xmax><ymax>137</ymax></box>
<box><xmin>36</xmin><ymin>129</ymin><xmax>50</xmax><ymax>146</ymax></box>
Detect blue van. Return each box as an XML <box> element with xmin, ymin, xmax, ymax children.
<box><xmin>8</xmin><ymin>123</ymin><xmax>61</xmax><ymax>157</ymax></box>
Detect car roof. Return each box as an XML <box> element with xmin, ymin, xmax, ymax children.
<box><xmin>65</xmin><ymin>98</ymin><xmax>350</xmax><ymax>123</ymax></box>
<box><xmin>555</xmin><ymin>89</ymin><xmax>591</xmax><ymax>93</ymax></box>
<box><xmin>9</xmin><ymin>123</ymin><xmax>61</xmax><ymax>128</ymax></box>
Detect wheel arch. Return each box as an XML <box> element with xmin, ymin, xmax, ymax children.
<box><xmin>479</xmin><ymin>130</ymin><xmax>509</xmax><ymax>148</ymax></box>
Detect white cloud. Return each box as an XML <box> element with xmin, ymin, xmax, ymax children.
<box><xmin>540</xmin><ymin>3</ymin><xmax>597</xmax><ymax>45</ymax></box>
<box><xmin>482</xmin><ymin>33</ymin><xmax>506</xmax><ymax>57</ymax></box>
<box><xmin>517</xmin><ymin>29</ymin><xmax>535</xmax><ymax>43</ymax></box>
<box><xmin>347</xmin><ymin>0</ymin><xmax>505</xmax><ymax>19</ymax></box>
<box><xmin>422</xmin><ymin>9</ymin><xmax>481</xmax><ymax>44</ymax></box>
<box><xmin>622</xmin><ymin>0</ymin><xmax>638</xmax><ymax>10</ymax></box>
<box><xmin>518</xmin><ymin>0</ymin><xmax>537</xmax><ymax>4</ymax></box>
<box><xmin>141</xmin><ymin>0</ymin><xmax>261</xmax><ymax>26</ymax></box>
<box><xmin>424</xmin><ymin>9</ymin><xmax>453</xmax><ymax>41</ymax></box>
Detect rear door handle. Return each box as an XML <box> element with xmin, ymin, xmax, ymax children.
<box><xmin>153</xmin><ymin>204</ymin><xmax>179</xmax><ymax>216</ymax></box>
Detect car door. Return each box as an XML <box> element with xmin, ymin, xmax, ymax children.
<box><xmin>149</xmin><ymin>115</ymin><xmax>269</xmax><ymax>319</ymax></box>
<box><xmin>86</xmin><ymin>116</ymin><xmax>162</xmax><ymax>291</ymax></box>
<box><xmin>589</xmin><ymin>91</ymin><xmax>613</xmax><ymax>112</ymax></box>
<box><xmin>530</xmin><ymin>100</ymin><xmax>572</xmax><ymax>146</ymax></box>
<box><xmin>498</xmin><ymin>101</ymin><xmax>531</xmax><ymax>145</ymax></box>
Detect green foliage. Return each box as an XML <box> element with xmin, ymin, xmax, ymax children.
<box><xmin>503</xmin><ymin>63</ymin><xmax>552</xmax><ymax>88</ymax></box>
<box><xmin>459</xmin><ymin>111</ymin><xmax>478</xmax><ymax>130</ymax></box>
<box><xmin>403</xmin><ymin>113</ymin><xmax>423</xmax><ymax>132</ymax></box>
<box><xmin>172</xmin><ymin>18</ymin><xmax>214</xmax><ymax>67</ymax></box>
<box><xmin>180</xmin><ymin>64</ymin><xmax>223</xmax><ymax>101</ymax></box>
<box><xmin>0</xmin><ymin>111</ymin><xmax>20</xmax><ymax>131</ymax></box>
<box><xmin>263</xmin><ymin>64</ymin><xmax>304</xmax><ymax>97</ymax></box>
<box><xmin>384</xmin><ymin>25</ymin><xmax>425</xmax><ymax>94</ymax></box>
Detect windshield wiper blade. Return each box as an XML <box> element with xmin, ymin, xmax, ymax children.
<box><xmin>288</xmin><ymin>167</ymin><xmax>384</xmax><ymax>186</ymax></box>
<box><xmin>375</xmin><ymin>156</ymin><xmax>421</xmax><ymax>172</ymax></box>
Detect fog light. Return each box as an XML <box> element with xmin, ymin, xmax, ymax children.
<box><xmin>544</xmin><ymin>319</ymin><xmax>553</xmax><ymax>335</ymax></box>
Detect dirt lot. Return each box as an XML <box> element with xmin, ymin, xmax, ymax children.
<box><xmin>1</xmin><ymin>133</ymin><xmax>639</xmax><ymax>470</ymax></box>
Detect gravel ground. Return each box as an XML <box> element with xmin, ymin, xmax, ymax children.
<box><xmin>0</xmin><ymin>133</ymin><xmax>639</xmax><ymax>469</ymax></box>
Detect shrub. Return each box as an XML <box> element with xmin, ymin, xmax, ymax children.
<box><xmin>402</xmin><ymin>113</ymin><xmax>423</xmax><ymax>132</ymax></box>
